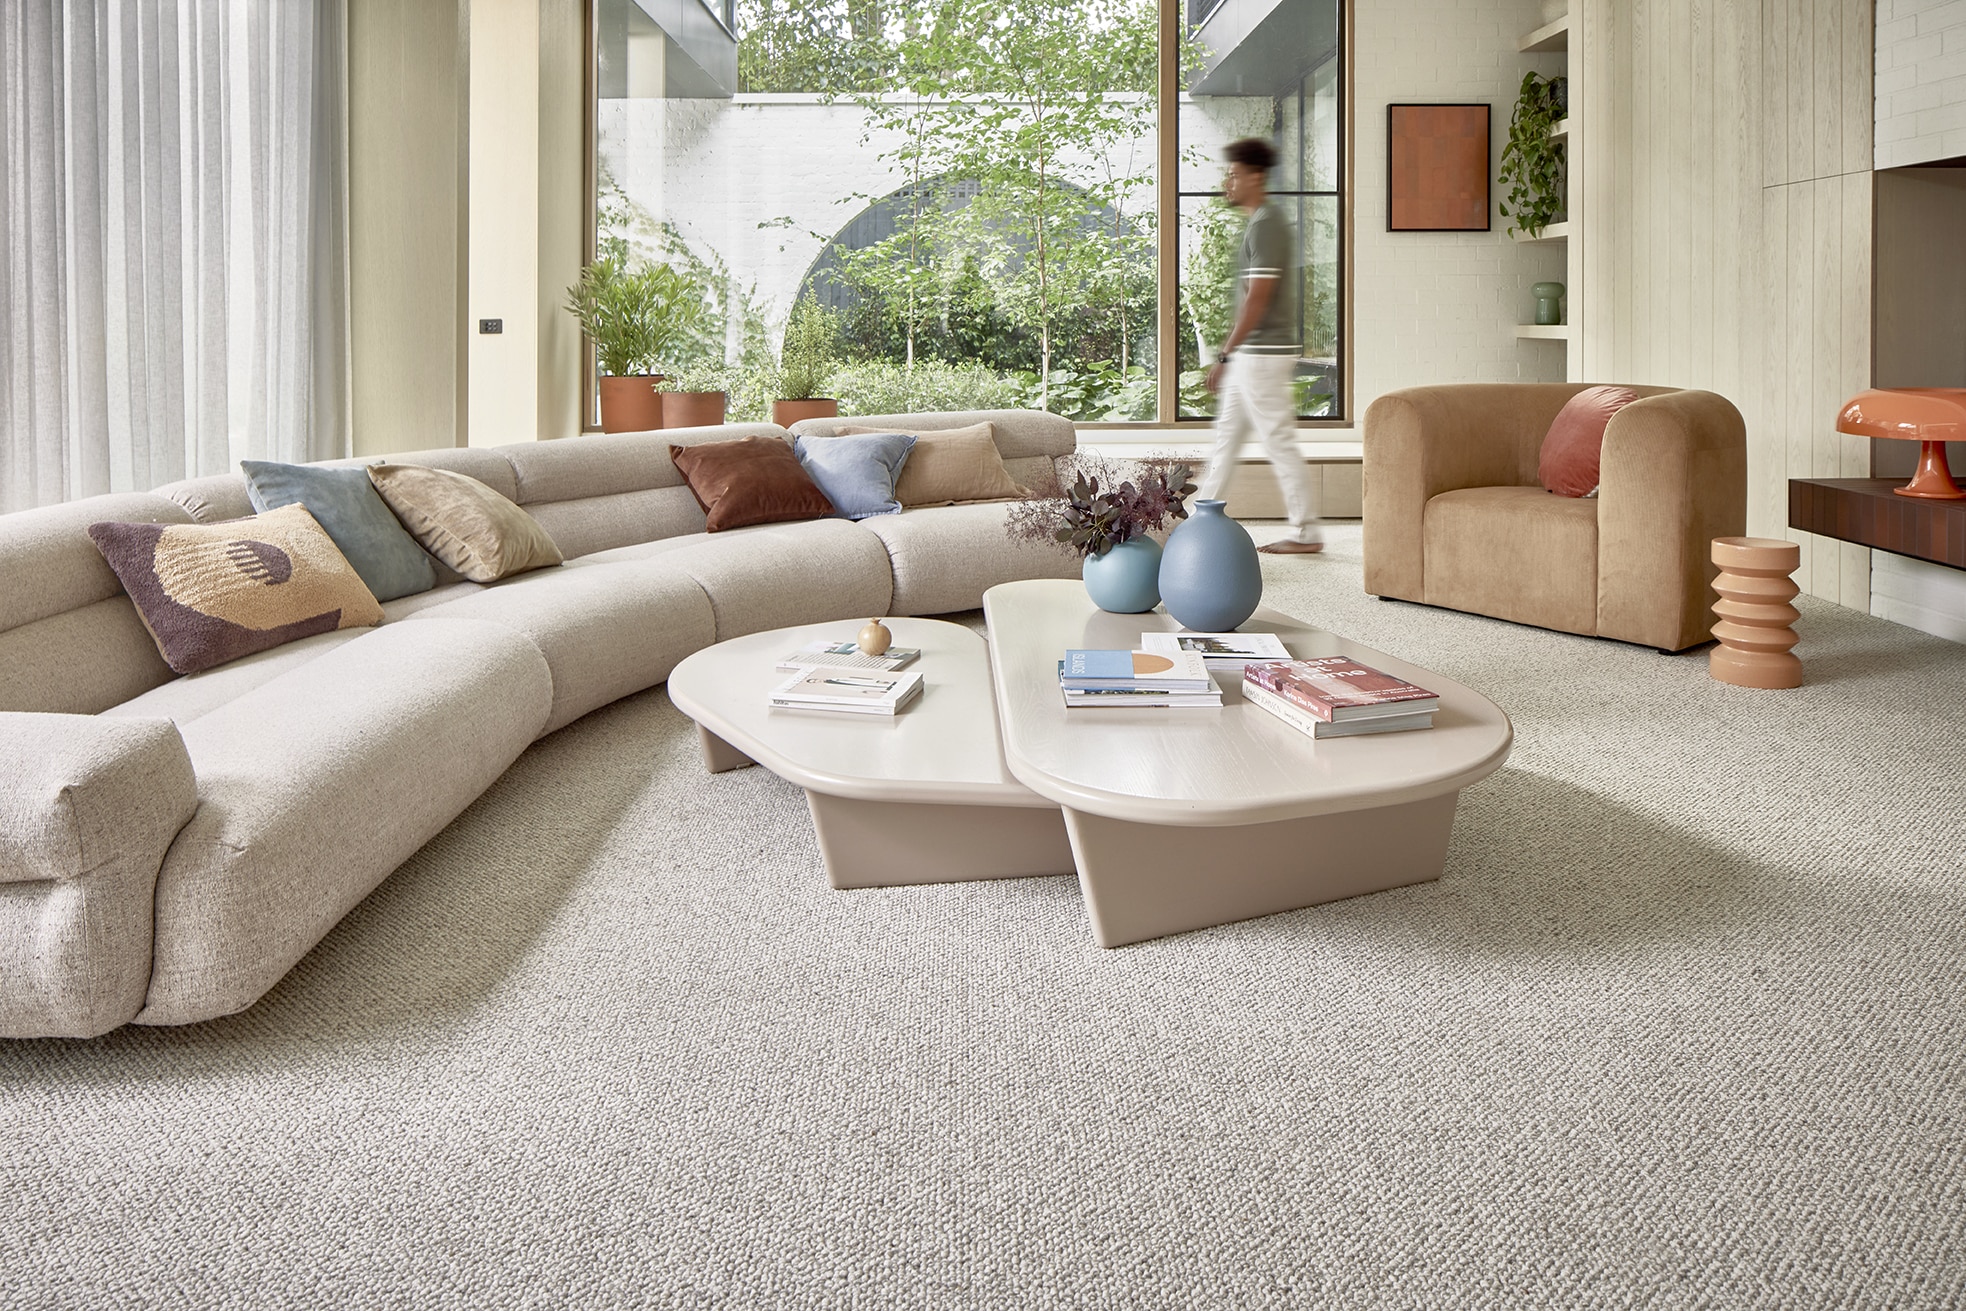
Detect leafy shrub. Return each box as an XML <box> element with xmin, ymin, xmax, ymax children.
<box><xmin>778</xmin><ymin>295</ymin><xmax>840</xmax><ymax>400</ymax></box>
<box><xmin>827</xmin><ymin>360</ymin><xmax>1027</xmax><ymax>417</ymax></box>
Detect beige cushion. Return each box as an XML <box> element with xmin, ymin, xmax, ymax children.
<box><xmin>856</xmin><ymin>503</ymin><xmax>1081</xmax><ymax>616</ymax></box>
<box><xmin>86</xmin><ymin>504</ymin><xmax>385</xmax><ymax>675</ymax></box>
<box><xmin>135</xmin><ymin>617</ymin><xmax>554</xmax><ymax>1026</ymax></box>
<box><xmin>404</xmin><ymin>561</ymin><xmax>717</xmax><ymax>734</ymax></box>
<box><xmin>0</xmin><ymin>714</ymin><xmax>198</xmax><ymax>1038</ymax></box>
<box><xmin>835</xmin><ymin>422</ymin><xmax>1031</xmax><ymax>507</ymax></box>
<box><xmin>1423</xmin><ymin>486</ymin><xmax>1599</xmax><ymax>636</ymax></box>
<box><xmin>367</xmin><ymin>463</ymin><xmax>564</xmax><ymax>582</ymax></box>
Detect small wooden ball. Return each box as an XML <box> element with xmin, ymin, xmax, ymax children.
<box><xmin>857</xmin><ymin>619</ymin><xmax>892</xmax><ymax>656</ymax></box>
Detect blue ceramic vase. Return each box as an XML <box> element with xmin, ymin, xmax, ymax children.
<box><xmin>1081</xmin><ymin>536</ymin><xmax>1163</xmax><ymax>614</ymax></box>
<box><xmin>1158</xmin><ymin>499</ymin><xmax>1262</xmax><ymax>630</ymax></box>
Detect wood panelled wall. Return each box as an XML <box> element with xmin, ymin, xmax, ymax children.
<box><xmin>1575</xmin><ymin>0</ymin><xmax>1874</xmax><ymax>607</ymax></box>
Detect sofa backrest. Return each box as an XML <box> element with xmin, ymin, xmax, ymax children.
<box><xmin>0</xmin><ymin>493</ymin><xmax>189</xmax><ymax>714</ymax></box>
<box><xmin>788</xmin><ymin>408</ymin><xmax>1075</xmax><ymax>494</ymax></box>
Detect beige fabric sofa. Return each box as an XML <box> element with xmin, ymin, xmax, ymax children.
<box><xmin>1362</xmin><ymin>384</ymin><xmax>1746</xmax><ymax>652</ymax></box>
<box><xmin>0</xmin><ymin>410</ymin><xmax>1081</xmax><ymax>1038</ymax></box>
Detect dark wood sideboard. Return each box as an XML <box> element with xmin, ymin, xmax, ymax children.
<box><xmin>1788</xmin><ymin>478</ymin><xmax>1966</xmax><ymax>570</ymax></box>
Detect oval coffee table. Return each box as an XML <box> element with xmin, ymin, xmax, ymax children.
<box><xmin>983</xmin><ymin>580</ymin><xmax>1514</xmax><ymax>946</ymax></box>
<box><xmin>667</xmin><ymin>618</ymin><xmax>1074</xmax><ymax>889</ymax></box>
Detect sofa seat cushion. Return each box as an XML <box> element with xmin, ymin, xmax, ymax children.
<box><xmin>1423</xmin><ymin>486</ymin><xmax>1599</xmax><ymax>636</ymax></box>
<box><xmin>401</xmin><ymin>561</ymin><xmax>716</xmax><ymax>734</ymax></box>
<box><xmin>380</xmin><ymin>580</ymin><xmax>483</xmax><ymax>622</ymax></box>
<box><xmin>102</xmin><ymin>629</ymin><xmax>371</xmax><ymax>728</ymax></box>
<box><xmin>595</xmin><ymin>518</ymin><xmax>893</xmax><ymax>640</ymax></box>
<box><xmin>133</xmin><ymin>617</ymin><xmax>554</xmax><ymax>1026</ymax></box>
<box><xmin>856</xmin><ymin>502</ymin><xmax>1080</xmax><ymax>616</ymax></box>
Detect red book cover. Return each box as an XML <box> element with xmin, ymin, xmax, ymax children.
<box><xmin>1242</xmin><ymin>656</ymin><xmax>1438</xmax><ymax>721</ymax></box>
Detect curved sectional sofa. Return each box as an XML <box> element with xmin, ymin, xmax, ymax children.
<box><xmin>0</xmin><ymin>409</ymin><xmax>1081</xmax><ymax>1039</ymax></box>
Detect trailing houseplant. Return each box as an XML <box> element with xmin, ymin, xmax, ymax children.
<box><xmin>773</xmin><ymin>294</ymin><xmax>841</xmax><ymax>427</ymax></box>
<box><xmin>1498</xmin><ymin>72</ymin><xmax>1567</xmax><ymax>238</ymax></box>
<box><xmin>564</xmin><ymin>256</ymin><xmax>704</xmax><ymax>431</ymax></box>
<box><xmin>1005</xmin><ymin>454</ymin><xmax>1197</xmax><ymax>613</ymax></box>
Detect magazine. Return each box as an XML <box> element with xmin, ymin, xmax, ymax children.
<box><xmin>1058</xmin><ymin>648</ymin><xmax>1211</xmax><ymax>690</ymax></box>
<box><xmin>1141</xmin><ymin>631</ymin><xmax>1291</xmax><ymax>668</ymax></box>
<box><xmin>769</xmin><ymin>668</ymin><xmax>924</xmax><ymax>716</ymax></box>
<box><xmin>1242</xmin><ymin>656</ymin><xmax>1439</xmax><ymax>722</ymax></box>
<box><xmin>776</xmin><ymin>638</ymin><xmax>922</xmax><ymax>673</ymax></box>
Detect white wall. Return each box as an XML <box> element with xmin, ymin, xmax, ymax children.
<box><xmin>1876</xmin><ymin>0</ymin><xmax>1966</xmax><ymax>168</ymax></box>
<box><xmin>1348</xmin><ymin>0</ymin><xmax>1569</xmax><ymax>418</ymax></box>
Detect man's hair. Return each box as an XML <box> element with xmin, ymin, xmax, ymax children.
<box><xmin>1224</xmin><ymin>137</ymin><xmax>1277</xmax><ymax>173</ymax></box>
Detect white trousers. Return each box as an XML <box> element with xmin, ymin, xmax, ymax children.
<box><xmin>1197</xmin><ymin>353</ymin><xmax>1321</xmax><ymax>544</ymax></box>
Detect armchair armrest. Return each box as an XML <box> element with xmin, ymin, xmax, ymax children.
<box><xmin>1363</xmin><ymin>384</ymin><xmax>1585</xmax><ymax>599</ymax></box>
<box><xmin>0</xmin><ymin>714</ymin><xmax>197</xmax><ymax>1037</ymax></box>
<box><xmin>1596</xmin><ymin>390</ymin><xmax>1747</xmax><ymax>650</ymax></box>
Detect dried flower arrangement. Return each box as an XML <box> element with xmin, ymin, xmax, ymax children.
<box><xmin>1005</xmin><ymin>453</ymin><xmax>1198</xmax><ymax>560</ymax></box>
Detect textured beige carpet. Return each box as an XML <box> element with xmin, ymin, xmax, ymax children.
<box><xmin>6</xmin><ymin>524</ymin><xmax>1966</xmax><ymax>1310</ymax></box>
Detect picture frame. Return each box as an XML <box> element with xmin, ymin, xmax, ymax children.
<box><xmin>1386</xmin><ymin>103</ymin><xmax>1492</xmax><ymax>232</ymax></box>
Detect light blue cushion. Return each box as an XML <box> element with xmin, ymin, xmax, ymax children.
<box><xmin>794</xmin><ymin>433</ymin><xmax>917</xmax><ymax>520</ymax></box>
<box><xmin>240</xmin><ymin>460</ymin><xmax>439</xmax><ymax>601</ymax></box>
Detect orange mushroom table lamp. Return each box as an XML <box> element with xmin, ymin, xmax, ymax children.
<box><xmin>1834</xmin><ymin>387</ymin><xmax>1966</xmax><ymax>500</ymax></box>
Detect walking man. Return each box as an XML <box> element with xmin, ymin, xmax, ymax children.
<box><xmin>1201</xmin><ymin>137</ymin><xmax>1322</xmax><ymax>555</ymax></box>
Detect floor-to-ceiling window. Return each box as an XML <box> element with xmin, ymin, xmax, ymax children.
<box><xmin>590</xmin><ymin>0</ymin><xmax>1344</xmax><ymax>428</ymax></box>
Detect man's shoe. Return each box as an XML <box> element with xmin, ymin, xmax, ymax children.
<box><xmin>1258</xmin><ymin>540</ymin><xmax>1324</xmax><ymax>555</ymax></box>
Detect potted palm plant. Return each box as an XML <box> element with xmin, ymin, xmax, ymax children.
<box><xmin>565</xmin><ymin>256</ymin><xmax>704</xmax><ymax>432</ymax></box>
<box><xmin>771</xmin><ymin>294</ymin><xmax>841</xmax><ymax>427</ymax></box>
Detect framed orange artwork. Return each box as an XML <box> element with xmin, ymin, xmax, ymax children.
<box><xmin>1387</xmin><ymin>103</ymin><xmax>1491</xmax><ymax>232</ymax></box>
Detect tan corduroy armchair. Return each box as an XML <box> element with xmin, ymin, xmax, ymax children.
<box><xmin>1362</xmin><ymin>383</ymin><xmax>1746</xmax><ymax>652</ymax></box>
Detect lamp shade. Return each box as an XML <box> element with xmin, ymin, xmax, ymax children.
<box><xmin>1834</xmin><ymin>387</ymin><xmax>1966</xmax><ymax>500</ymax></box>
<box><xmin>1834</xmin><ymin>387</ymin><xmax>1966</xmax><ymax>441</ymax></box>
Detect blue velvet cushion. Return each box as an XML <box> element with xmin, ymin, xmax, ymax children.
<box><xmin>240</xmin><ymin>460</ymin><xmax>438</xmax><ymax>601</ymax></box>
<box><xmin>793</xmin><ymin>432</ymin><xmax>917</xmax><ymax>520</ymax></box>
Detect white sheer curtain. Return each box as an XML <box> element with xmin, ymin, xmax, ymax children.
<box><xmin>0</xmin><ymin>0</ymin><xmax>348</xmax><ymax>514</ymax></box>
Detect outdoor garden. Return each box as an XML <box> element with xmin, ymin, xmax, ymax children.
<box><xmin>584</xmin><ymin>0</ymin><xmax>1338</xmax><ymax>425</ymax></box>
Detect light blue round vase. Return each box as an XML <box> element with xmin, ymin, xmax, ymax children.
<box><xmin>1158</xmin><ymin>499</ymin><xmax>1262</xmax><ymax>631</ymax></box>
<box><xmin>1081</xmin><ymin>536</ymin><xmax>1163</xmax><ymax>614</ymax></box>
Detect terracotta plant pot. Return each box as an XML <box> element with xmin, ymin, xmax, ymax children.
<box><xmin>772</xmin><ymin>398</ymin><xmax>840</xmax><ymax>427</ymax></box>
<box><xmin>663</xmin><ymin>391</ymin><xmax>727</xmax><ymax>429</ymax></box>
<box><xmin>596</xmin><ymin>375</ymin><xmax>665</xmax><ymax>433</ymax></box>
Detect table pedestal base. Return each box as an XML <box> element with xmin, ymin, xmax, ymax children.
<box><xmin>807</xmin><ymin>792</ymin><xmax>1074</xmax><ymax>889</ymax></box>
<box><xmin>1062</xmin><ymin>791</ymin><xmax>1461</xmax><ymax>947</ymax></box>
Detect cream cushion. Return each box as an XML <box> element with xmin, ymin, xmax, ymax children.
<box><xmin>368</xmin><ymin>463</ymin><xmax>564</xmax><ymax>582</ymax></box>
<box><xmin>835</xmin><ymin>422</ymin><xmax>1030</xmax><ymax>507</ymax></box>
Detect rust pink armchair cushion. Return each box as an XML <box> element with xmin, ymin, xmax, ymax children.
<box><xmin>1538</xmin><ymin>385</ymin><xmax>1640</xmax><ymax>497</ymax></box>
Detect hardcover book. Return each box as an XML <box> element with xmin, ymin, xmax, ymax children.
<box><xmin>776</xmin><ymin>638</ymin><xmax>922</xmax><ymax>673</ymax></box>
<box><xmin>1241</xmin><ymin>656</ymin><xmax>1439</xmax><ymax>722</ymax></box>
<box><xmin>770</xmin><ymin>668</ymin><xmax>923</xmax><ymax>715</ymax></box>
<box><xmin>1244</xmin><ymin>681</ymin><xmax>1432</xmax><ymax>737</ymax></box>
<box><xmin>1140</xmin><ymin>631</ymin><xmax>1291</xmax><ymax>667</ymax></box>
<box><xmin>1059</xmin><ymin>648</ymin><xmax>1211</xmax><ymax>690</ymax></box>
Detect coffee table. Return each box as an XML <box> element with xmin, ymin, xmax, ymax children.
<box><xmin>983</xmin><ymin>580</ymin><xmax>1514</xmax><ymax>946</ymax></box>
<box><xmin>665</xmin><ymin>618</ymin><xmax>1073</xmax><ymax>889</ymax></box>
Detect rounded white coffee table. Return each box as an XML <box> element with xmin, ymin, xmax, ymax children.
<box><xmin>667</xmin><ymin>618</ymin><xmax>1073</xmax><ymax>890</ymax></box>
<box><xmin>983</xmin><ymin>581</ymin><xmax>1515</xmax><ymax>946</ymax></box>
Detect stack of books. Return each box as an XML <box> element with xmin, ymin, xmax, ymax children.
<box><xmin>1057</xmin><ymin>648</ymin><xmax>1222</xmax><ymax>709</ymax></box>
<box><xmin>1242</xmin><ymin>656</ymin><xmax>1438</xmax><ymax>738</ymax></box>
<box><xmin>769</xmin><ymin>667</ymin><xmax>923</xmax><ymax>715</ymax></box>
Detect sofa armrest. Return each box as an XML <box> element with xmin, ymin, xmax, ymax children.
<box><xmin>1362</xmin><ymin>384</ymin><xmax>1581</xmax><ymax>600</ymax></box>
<box><xmin>0</xmin><ymin>713</ymin><xmax>198</xmax><ymax>1037</ymax></box>
<box><xmin>1596</xmin><ymin>390</ymin><xmax>1747</xmax><ymax>650</ymax></box>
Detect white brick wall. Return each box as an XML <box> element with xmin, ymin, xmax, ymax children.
<box><xmin>1877</xmin><ymin>0</ymin><xmax>1966</xmax><ymax>169</ymax></box>
<box><xmin>1350</xmin><ymin>0</ymin><xmax>1568</xmax><ymax>419</ymax></box>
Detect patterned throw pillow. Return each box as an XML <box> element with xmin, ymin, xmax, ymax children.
<box><xmin>240</xmin><ymin>460</ymin><xmax>437</xmax><ymax>601</ymax></box>
<box><xmin>366</xmin><ymin>463</ymin><xmax>564</xmax><ymax>581</ymax></box>
<box><xmin>87</xmin><ymin>503</ymin><xmax>384</xmax><ymax>675</ymax></box>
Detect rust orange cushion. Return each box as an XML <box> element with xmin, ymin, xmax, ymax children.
<box><xmin>670</xmin><ymin>436</ymin><xmax>835</xmax><ymax>531</ymax></box>
<box><xmin>1539</xmin><ymin>385</ymin><xmax>1640</xmax><ymax>498</ymax></box>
